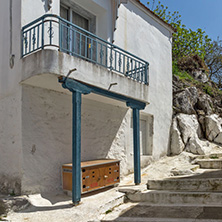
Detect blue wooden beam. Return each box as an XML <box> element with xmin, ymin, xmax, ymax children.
<box><xmin>59</xmin><ymin>77</ymin><xmax>146</xmax><ymax>109</ymax></box>
<box><xmin>132</xmin><ymin>108</ymin><xmax>141</xmax><ymax>185</ymax></box>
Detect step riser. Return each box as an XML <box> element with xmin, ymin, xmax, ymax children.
<box><xmin>126</xmin><ymin>192</ymin><xmax>222</xmax><ymax>205</ymax></box>
<box><xmin>147</xmin><ymin>179</ymin><xmax>222</xmax><ymax>192</ymax></box>
<box><xmin>196</xmin><ymin>153</ymin><xmax>222</xmax><ymax>159</ymax></box>
<box><xmin>104</xmin><ymin>218</ymin><xmax>222</xmax><ymax>222</ymax></box>
<box><xmin>197</xmin><ymin>161</ymin><xmax>222</xmax><ymax>169</ymax></box>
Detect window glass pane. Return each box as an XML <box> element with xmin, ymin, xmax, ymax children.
<box><xmin>60</xmin><ymin>5</ymin><xmax>69</xmax><ymax>20</ymax></box>
<box><xmin>72</xmin><ymin>11</ymin><xmax>89</xmax><ymax>31</ymax></box>
<box><xmin>72</xmin><ymin>11</ymin><xmax>89</xmax><ymax>57</ymax></box>
<box><xmin>60</xmin><ymin>5</ymin><xmax>69</xmax><ymax>52</ymax></box>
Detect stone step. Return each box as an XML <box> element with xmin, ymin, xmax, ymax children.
<box><xmin>102</xmin><ymin>203</ymin><xmax>222</xmax><ymax>222</ymax></box>
<box><xmin>103</xmin><ymin>217</ymin><xmax>222</xmax><ymax>221</ymax></box>
<box><xmin>195</xmin><ymin>153</ymin><xmax>222</xmax><ymax>160</ymax></box>
<box><xmin>147</xmin><ymin>176</ymin><xmax>222</xmax><ymax>192</ymax></box>
<box><xmin>196</xmin><ymin>159</ymin><xmax>222</xmax><ymax>169</ymax></box>
<box><xmin>122</xmin><ymin>189</ymin><xmax>222</xmax><ymax>205</ymax></box>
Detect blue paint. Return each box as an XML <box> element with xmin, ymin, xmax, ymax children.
<box><xmin>132</xmin><ymin>108</ymin><xmax>141</xmax><ymax>185</ymax></box>
<box><xmin>72</xmin><ymin>91</ymin><xmax>82</xmax><ymax>205</ymax></box>
<box><xmin>59</xmin><ymin>77</ymin><xmax>92</xmax><ymax>205</ymax></box>
<box><xmin>59</xmin><ymin>78</ymin><xmax>146</xmax><ymax>186</ymax></box>
<box><xmin>21</xmin><ymin>14</ymin><xmax>149</xmax><ymax>84</ymax></box>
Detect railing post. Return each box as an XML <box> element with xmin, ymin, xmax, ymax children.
<box><xmin>22</xmin><ymin>14</ymin><xmax>149</xmax><ymax>85</ymax></box>
<box><xmin>144</xmin><ymin>63</ymin><xmax>148</xmax><ymax>85</ymax></box>
<box><xmin>41</xmin><ymin>17</ymin><xmax>44</xmax><ymax>49</ymax></box>
<box><xmin>59</xmin><ymin>19</ymin><xmax>62</xmax><ymax>51</ymax></box>
<box><xmin>21</xmin><ymin>30</ymin><xmax>24</xmax><ymax>57</ymax></box>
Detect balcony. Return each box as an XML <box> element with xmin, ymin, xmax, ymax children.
<box><xmin>21</xmin><ymin>14</ymin><xmax>149</xmax><ymax>85</ymax></box>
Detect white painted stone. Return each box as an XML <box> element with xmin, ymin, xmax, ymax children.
<box><xmin>185</xmin><ymin>135</ymin><xmax>210</xmax><ymax>155</ymax></box>
<box><xmin>170</xmin><ymin>118</ymin><xmax>185</xmax><ymax>155</ymax></box>
<box><xmin>215</xmin><ymin>132</ymin><xmax>222</xmax><ymax>144</ymax></box>
<box><xmin>0</xmin><ymin>0</ymin><xmax>23</xmax><ymax>195</ymax></box>
<box><xmin>177</xmin><ymin>114</ymin><xmax>202</xmax><ymax>144</ymax></box>
<box><xmin>205</xmin><ymin>114</ymin><xmax>222</xmax><ymax>142</ymax></box>
<box><xmin>115</xmin><ymin>1</ymin><xmax>173</xmax><ymax>159</ymax></box>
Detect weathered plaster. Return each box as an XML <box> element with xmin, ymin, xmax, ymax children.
<box><xmin>114</xmin><ymin>1</ymin><xmax>172</xmax><ymax>159</ymax></box>
<box><xmin>0</xmin><ymin>0</ymin><xmax>172</xmax><ymax>194</ymax></box>
<box><xmin>21</xmin><ymin>50</ymin><xmax>149</xmax><ymax>102</ymax></box>
<box><xmin>0</xmin><ymin>0</ymin><xmax>22</xmax><ymax>194</ymax></box>
<box><xmin>21</xmin><ymin>85</ymin><xmax>150</xmax><ymax>193</ymax></box>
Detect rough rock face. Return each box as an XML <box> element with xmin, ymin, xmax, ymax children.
<box><xmin>173</xmin><ymin>87</ymin><xmax>198</xmax><ymax>115</ymax></box>
<box><xmin>205</xmin><ymin>114</ymin><xmax>222</xmax><ymax>144</ymax></box>
<box><xmin>177</xmin><ymin>114</ymin><xmax>202</xmax><ymax>143</ymax></box>
<box><xmin>170</xmin><ymin>118</ymin><xmax>185</xmax><ymax>155</ymax></box>
<box><xmin>173</xmin><ymin>74</ymin><xmax>222</xmax><ymax>117</ymax></box>
<box><xmin>185</xmin><ymin>135</ymin><xmax>210</xmax><ymax>155</ymax></box>
<box><xmin>170</xmin><ymin>114</ymin><xmax>208</xmax><ymax>155</ymax></box>
<box><xmin>170</xmin><ymin>57</ymin><xmax>222</xmax><ymax>156</ymax></box>
<box><xmin>196</xmin><ymin>94</ymin><xmax>213</xmax><ymax>115</ymax></box>
<box><xmin>192</xmin><ymin>70</ymin><xmax>208</xmax><ymax>83</ymax></box>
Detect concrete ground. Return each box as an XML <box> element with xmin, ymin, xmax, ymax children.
<box><xmin>3</xmin><ymin>151</ymin><xmax>222</xmax><ymax>222</ymax></box>
<box><xmin>102</xmin><ymin>202</ymin><xmax>222</xmax><ymax>222</ymax></box>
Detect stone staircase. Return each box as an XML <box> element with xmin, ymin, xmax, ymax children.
<box><xmin>102</xmin><ymin>153</ymin><xmax>222</xmax><ymax>221</ymax></box>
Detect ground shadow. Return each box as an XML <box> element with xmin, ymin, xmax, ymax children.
<box><xmin>102</xmin><ymin>204</ymin><xmax>222</xmax><ymax>221</ymax></box>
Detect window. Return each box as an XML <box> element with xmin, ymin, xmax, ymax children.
<box><xmin>60</xmin><ymin>3</ymin><xmax>96</xmax><ymax>58</ymax></box>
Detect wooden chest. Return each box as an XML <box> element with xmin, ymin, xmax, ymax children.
<box><xmin>62</xmin><ymin>159</ymin><xmax>120</xmax><ymax>193</ymax></box>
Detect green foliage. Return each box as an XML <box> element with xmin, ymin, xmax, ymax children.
<box><xmin>147</xmin><ymin>1</ymin><xmax>213</xmax><ymax>61</ymax></box>
<box><xmin>203</xmin><ymin>84</ymin><xmax>214</xmax><ymax>96</ymax></box>
<box><xmin>105</xmin><ymin>210</ymin><xmax>112</xmax><ymax>214</ymax></box>
<box><xmin>173</xmin><ymin>61</ymin><xmax>193</xmax><ymax>81</ymax></box>
<box><xmin>210</xmin><ymin>156</ymin><xmax>219</xmax><ymax>159</ymax></box>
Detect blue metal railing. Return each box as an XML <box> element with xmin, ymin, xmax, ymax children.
<box><xmin>22</xmin><ymin>14</ymin><xmax>149</xmax><ymax>84</ymax></box>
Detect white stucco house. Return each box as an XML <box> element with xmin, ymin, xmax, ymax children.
<box><xmin>0</xmin><ymin>0</ymin><xmax>173</xmax><ymax>204</ymax></box>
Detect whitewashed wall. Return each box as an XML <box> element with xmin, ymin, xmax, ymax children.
<box><xmin>0</xmin><ymin>0</ymin><xmax>23</xmax><ymax>194</ymax></box>
<box><xmin>21</xmin><ymin>0</ymin><xmax>59</xmax><ymax>26</ymax></box>
<box><xmin>0</xmin><ymin>0</ymin><xmax>172</xmax><ymax>194</ymax></box>
<box><xmin>22</xmin><ymin>85</ymin><xmax>148</xmax><ymax>193</ymax></box>
<box><xmin>114</xmin><ymin>0</ymin><xmax>173</xmax><ymax>159</ymax></box>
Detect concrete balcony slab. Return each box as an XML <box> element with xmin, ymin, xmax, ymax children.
<box><xmin>21</xmin><ymin>49</ymin><xmax>149</xmax><ymax>103</ymax></box>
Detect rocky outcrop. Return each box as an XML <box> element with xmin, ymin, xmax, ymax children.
<box><xmin>192</xmin><ymin>70</ymin><xmax>208</xmax><ymax>83</ymax></box>
<box><xmin>170</xmin><ymin>118</ymin><xmax>185</xmax><ymax>155</ymax></box>
<box><xmin>173</xmin><ymin>75</ymin><xmax>222</xmax><ymax>117</ymax></box>
<box><xmin>170</xmin><ymin>114</ymin><xmax>211</xmax><ymax>155</ymax></box>
<box><xmin>173</xmin><ymin>87</ymin><xmax>198</xmax><ymax>114</ymax></box>
<box><xmin>205</xmin><ymin>114</ymin><xmax>222</xmax><ymax>144</ymax></box>
<box><xmin>170</xmin><ymin>54</ymin><xmax>222</xmax><ymax>156</ymax></box>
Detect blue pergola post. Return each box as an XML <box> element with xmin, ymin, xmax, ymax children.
<box><xmin>72</xmin><ymin>91</ymin><xmax>82</xmax><ymax>205</ymax></box>
<box><xmin>59</xmin><ymin>77</ymin><xmax>92</xmax><ymax>205</ymax></box>
<box><xmin>132</xmin><ymin>108</ymin><xmax>141</xmax><ymax>185</ymax></box>
<box><xmin>127</xmin><ymin>102</ymin><xmax>145</xmax><ymax>185</ymax></box>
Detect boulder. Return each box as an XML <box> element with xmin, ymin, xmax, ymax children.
<box><xmin>205</xmin><ymin>114</ymin><xmax>222</xmax><ymax>142</ymax></box>
<box><xmin>196</xmin><ymin>94</ymin><xmax>213</xmax><ymax>115</ymax></box>
<box><xmin>198</xmin><ymin>115</ymin><xmax>206</xmax><ymax>136</ymax></box>
<box><xmin>185</xmin><ymin>135</ymin><xmax>210</xmax><ymax>155</ymax></box>
<box><xmin>177</xmin><ymin>114</ymin><xmax>203</xmax><ymax>144</ymax></box>
<box><xmin>214</xmin><ymin>132</ymin><xmax>222</xmax><ymax>144</ymax></box>
<box><xmin>192</xmin><ymin>70</ymin><xmax>208</xmax><ymax>83</ymax></box>
<box><xmin>173</xmin><ymin>87</ymin><xmax>198</xmax><ymax>114</ymax></box>
<box><xmin>170</xmin><ymin>118</ymin><xmax>185</xmax><ymax>155</ymax></box>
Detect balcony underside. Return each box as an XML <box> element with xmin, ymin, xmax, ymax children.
<box><xmin>21</xmin><ymin>49</ymin><xmax>149</xmax><ymax>102</ymax></box>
